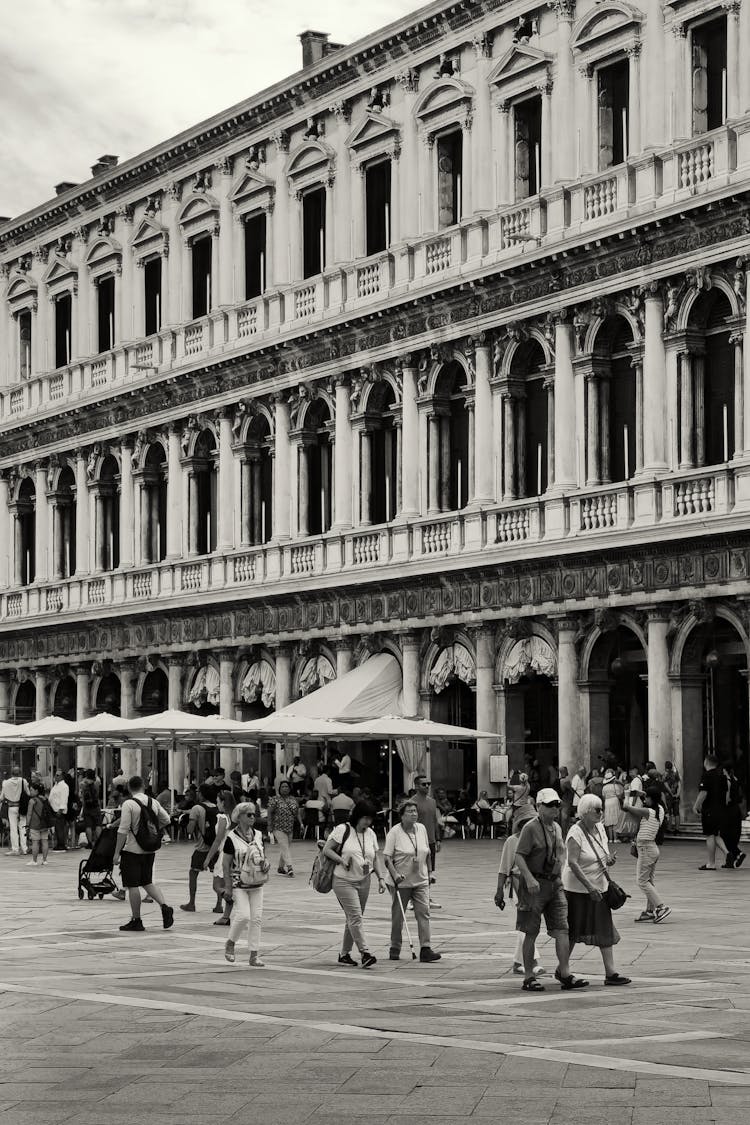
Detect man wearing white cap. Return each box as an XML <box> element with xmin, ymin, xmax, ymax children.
<box><xmin>512</xmin><ymin>787</ymin><xmax>589</xmax><ymax>993</ymax></box>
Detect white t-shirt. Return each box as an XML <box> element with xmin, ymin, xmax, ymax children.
<box><xmin>562</xmin><ymin>822</ymin><xmax>609</xmax><ymax>893</ymax></box>
<box><xmin>329</xmin><ymin>822</ymin><xmax>377</xmax><ymax>883</ymax></box>
<box><xmin>383</xmin><ymin>823</ymin><xmax>430</xmax><ymax>887</ymax></box>
<box><xmin>335</xmin><ymin>754</ymin><xmax>352</xmax><ymax>776</ymax></box>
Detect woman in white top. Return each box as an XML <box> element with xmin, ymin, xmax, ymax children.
<box><xmin>628</xmin><ymin>786</ymin><xmax>670</xmax><ymax>924</ymax></box>
<box><xmin>564</xmin><ymin>794</ymin><xmax>631</xmax><ymax>986</ymax></box>
<box><xmin>322</xmin><ymin>800</ymin><xmax>387</xmax><ymax>968</ymax></box>
<box><xmin>222</xmin><ymin>803</ymin><xmax>270</xmax><ymax>967</ymax></box>
<box><xmin>383</xmin><ymin>801</ymin><xmax>441</xmax><ymax>963</ymax></box>
<box><xmin>204</xmin><ymin>791</ymin><xmax>237</xmax><ymax>927</ymax></box>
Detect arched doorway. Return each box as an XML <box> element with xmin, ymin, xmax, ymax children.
<box><xmin>429</xmin><ymin>362</ymin><xmax>470</xmax><ymax>513</ymax></box>
<box><xmin>500</xmin><ymin>635</ymin><xmax>558</xmax><ymax>784</ymax></box>
<box><xmin>95</xmin><ymin>673</ymin><xmax>121</xmax><ymax>716</ymax></box>
<box><xmin>242</xmin><ymin>415</ymin><xmax>273</xmax><ymax>545</ymax></box>
<box><xmin>586</xmin><ymin>624</ymin><xmax>647</xmax><ymax>772</ymax></box>
<box><xmin>54</xmin><ymin>466</ymin><xmax>77</xmax><ymax>578</ymax></box>
<box><xmin>140</xmin><ymin>668</ymin><xmax>168</xmax><ymax>715</ymax></box>
<box><xmin>427</xmin><ymin>643</ymin><xmax>477</xmax><ymax>796</ymax></box>
<box><xmin>238</xmin><ymin>659</ymin><xmax>276</xmax><ymax>784</ymax></box>
<box><xmin>16</xmin><ymin>477</ymin><xmax>36</xmax><ymax>585</ymax></box>
<box><xmin>14</xmin><ymin>679</ymin><xmax>36</xmax><ymax>724</ymax></box>
<box><xmin>97</xmin><ymin>455</ymin><xmax>120</xmax><ymax>571</ymax></box>
<box><xmin>191</xmin><ymin>429</ymin><xmax>217</xmax><ymax>555</ymax></box>
<box><xmin>141</xmin><ymin>444</ymin><xmax>168</xmax><ymax>563</ymax></box>
<box><xmin>507</xmin><ymin>338</ymin><xmax>549</xmax><ymax>499</ymax></box>
<box><xmin>365</xmin><ymin>381</ymin><xmax>398</xmax><ymax>525</ymax></box>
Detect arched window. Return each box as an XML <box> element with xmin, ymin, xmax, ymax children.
<box><xmin>14</xmin><ymin>477</ymin><xmax>36</xmax><ymax>586</ymax></box>
<box><xmin>53</xmin><ymin>674</ymin><xmax>77</xmax><ymax>721</ymax></box>
<box><xmin>141</xmin><ymin>444</ymin><xmax>168</xmax><ymax>563</ymax></box>
<box><xmin>681</xmin><ymin>289</ymin><xmax>736</xmax><ymax>469</ymax></box>
<box><xmin>95</xmin><ymin>672</ymin><xmax>121</xmax><ymax>716</ymax></box>
<box><xmin>603</xmin><ymin>316</ymin><xmax>636</xmax><ymax>483</ymax></box>
<box><xmin>364</xmin><ymin>382</ymin><xmax>398</xmax><ymax>525</ymax></box>
<box><xmin>96</xmin><ymin>455</ymin><xmax>120</xmax><ymax>571</ymax></box>
<box><xmin>429</xmin><ymin>362</ymin><xmax>469</xmax><ymax>513</ymax></box>
<box><xmin>14</xmin><ymin>680</ymin><xmax>36</xmax><ymax>724</ymax></box>
<box><xmin>190</xmin><ymin>429</ymin><xmax>217</xmax><ymax>555</ymax></box>
<box><xmin>53</xmin><ymin>466</ymin><xmax>76</xmax><ymax>579</ymax></box>
<box><xmin>301</xmin><ymin>400</ymin><xmax>332</xmax><ymax>536</ymax></box>
<box><xmin>241</xmin><ymin>415</ymin><xmax>273</xmax><ymax>545</ymax></box>
<box><xmin>506</xmin><ymin>339</ymin><xmax>549</xmax><ymax>499</ymax></box>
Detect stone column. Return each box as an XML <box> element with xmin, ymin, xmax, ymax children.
<box><xmin>187</xmin><ymin>472</ymin><xmax>199</xmax><ymax>555</ymax></box>
<box><xmin>120</xmin><ymin>660</ymin><xmax>138</xmax><ymax>720</ymax></box>
<box><xmin>633</xmin><ymin>358</ymin><xmax>644</xmax><ymax>473</ymax></box>
<box><xmin>679</xmin><ymin>353</ymin><xmax>694</xmax><ymax>468</ymax></box>
<box><xmin>13</xmin><ymin>512</ymin><xmax>23</xmax><ymax>586</ymax></box>
<box><xmin>474</xmin><ymin>626</ymin><xmax>496</xmax><ymax>795</ymax></box>
<box><xmin>297</xmin><ymin>442</ymin><xmax>310</xmax><ymax>537</ymax></box>
<box><xmin>473</xmin><ymin>339</ymin><xmax>493</xmax><ymax>503</ymax></box>
<box><xmin>545</xmin><ymin>374</ymin><xmax>556</xmax><ymax>488</ymax></box>
<box><xmin>647</xmin><ymin>609</ymin><xmax>672</xmax><ymax>770</ymax></box>
<box><xmin>398</xmin><ymin>77</ymin><xmax>420</xmax><ymax>240</ymax></box>
<box><xmin>273</xmin><ymin>395</ymin><xmax>291</xmax><ymax>540</ymax></box>
<box><xmin>273</xmin><ymin>644</ymin><xmax>293</xmax><ymax>777</ymax></box>
<box><xmin>726</xmin><ymin>3</ymin><xmax>740</xmax><ymax>119</ymax></box>
<box><xmin>585</xmin><ymin>375</ymin><xmax>601</xmax><ymax>485</ymax></box>
<box><xmin>556</xmin><ymin>617</ymin><xmax>581</xmax><ymax>775</ymax></box>
<box><xmin>360</xmin><ymin>430</ymin><xmax>373</xmax><ymax>526</ymax></box>
<box><xmin>52</xmin><ymin>502</ymin><xmax>64</xmax><ymax>580</ymax></box>
<box><xmin>732</xmin><ymin>332</ymin><xmax>743</xmax><ymax>458</ymax></box>
<box><xmin>166</xmin><ymin>424</ymin><xmax>182</xmax><ymax>559</ymax></box>
<box><xmin>694</xmin><ymin>353</ymin><xmax>706</xmax><ymax>467</ymax></box>
<box><xmin>251</xmin><ymin>460</ymin><xmax>263</xmax><ymax>544</ymax></box>
<box><xmin>119</xmin><ymin>440</ymin><xmax>134</xmax><ymax>569</ymax></box>
<box><xmin>74</xmin><ymin>453</ymin><xmax>89</xmax><ymax>577</ymax></box>
<box><xmin>540</xmin><ymin>85</ymin><xmax>553</xmax><ymax>189</ymax></box>
<box><xmin>0</xmin><ymin>672</ymin><xmax>11</xmax><ymax>721</ymax></box>
<box><xmin>218</xmin><ymin>410</ymin><xmax>234</xmax><ymax>551</ymax></box>
<box><xmin>333</xmin><ymin>377</ymin><xmax>353</xmax><ymax>529</ymax></box>
<box><xmin>0</xmin><ymin>476</ymin><xmax>10</xmax><ymax>588</ymax></box>
<box><xmin>335</xmin><ymin>639</ymin><xmax>354</xmax><ymax>679</ymax></box>
<box><xmin>471</xmin><ymin>41</ymin><xmax>493</xmax><ymax>211</ymax></box>
<box><xmin>552</xmin><ymin>2</ymin><xmax>575</xmax><ymax>181</ymax></box>
<box><xmin>553</xmin><ymin>316</ymin><xmax>577</xmax><ymax>489</ymax></box>
<box><xmin>34</xmin><ymin>464</ymin><xmax>48</xmax><ymax>583</ymax></box>
<box><xmin>218</xmin><ymin>164</ymin><xmax>234</xmax><ymax>306</ymax></box>
<box><xmin>641</xmin><ymin>288</ymin><xmax>668</xmax><ymax>470</ymax></box>
<box><xmin>401</xmin><ymin>632</ymin><xmax>421</xmax><ymax>717</ymax></box>
<box><xmin>240</xmin><ymin>459</ymin><xmax>252</xmax><ymax>545</ymax></box>
<box><xmin>400</xmin><ymin>359</ymin><xmax>420</xmax><ymax>517</ymax></box>
<box><xmin>35</xmin><ymin>670</ymin><xmax>49</xmax><ymax>720</ymax></box>
<box><xmin>503</xmin><ymin>394</ymin><xmax>517</xmax><ymax>501</ymax></box>
<box><xmin>218</xmin><ymin>650</ymin><xmax>235</xmax><ymax>719</ymax></box>
<box><xmin>599</xmin><ymin>377</ymin><xmax>611</xmax><ymax>483</ymax></box>
<box><xmin>75</xmin><ymin>665</ymin><xmax>91</xmax><ymax>720</ymax></box>
<box><xmin>167</xmin><ymin>656</ymin><xmax>183</xmax><ymax>710</ymax></box>
<box><xmin>641</xmin><ymin>0</ymin><xmax>666</xmax><ymax>148</ymax></box>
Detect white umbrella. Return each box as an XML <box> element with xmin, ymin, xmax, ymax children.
<box><xmin>0</xmin><ymin>715</ymin><xmax>79</xmax><ymax>741</ymax></box>
<box><xmin>349</xmin><ymin>716</ymin><xmax>500</xmax><ymax>742</ymax></box>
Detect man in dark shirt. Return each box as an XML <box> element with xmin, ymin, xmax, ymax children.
<box><xmin>413</xmin><ymin>775</ymin><xmax>441</xmax><ymax>909</ymax></box>
<box><xmin>693</xmin><ymin>754</ymin><xmax>727</xmax><ymax>871</ymax></box>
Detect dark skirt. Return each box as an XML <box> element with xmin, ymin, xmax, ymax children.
<box><xmin>565</xmin><ymin>890</ymin><xmax>620</xmax><ymax>948</ymax></box>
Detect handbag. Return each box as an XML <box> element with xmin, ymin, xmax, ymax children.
<box><xmin>310</xmin><ymin>824</ymin><xmax>351</xmax><ymax>894</ymax></box>
<box><xmin>580</xmin><ymin>824</ymin><xmax>630</xmax><ymax>911</ymax></box>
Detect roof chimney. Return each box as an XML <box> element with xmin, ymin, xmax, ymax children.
<box><xmin>91</xmin><ymin>154</ymin><xmax>119</xmax><ymax>177</ymax></box>
<box><xmin>54</xmin><ymin>181</ymin><xmax>78</xmax><ymax>196</ymax></box>
<box><xmin>299</xmin><ymin>30</ymin><xmax>344</xmax><ymax>68</ymax></box>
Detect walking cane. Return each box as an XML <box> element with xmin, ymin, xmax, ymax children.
<box><xmin>392</xmin><ymin>884</ymin><xmax>417</xmax><ymax>960</ymax></box>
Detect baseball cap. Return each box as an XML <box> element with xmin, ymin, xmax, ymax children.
<box><xmin>535</xmin><ymin>787</ymin><xmax>561</xmax><ymax>806</ymax></box>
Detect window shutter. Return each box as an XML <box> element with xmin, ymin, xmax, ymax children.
<box><xmin>692</xmin><ymin>39</ymin><xmax>709</xmax><ymax>135</ymax></box>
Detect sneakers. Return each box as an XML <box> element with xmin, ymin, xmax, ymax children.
<box><xmin>212</xmin><ymin>905</ymin><xmax>224</xmax><ymax>914</ymax></box>
<box><xmin>419</xmin><ymin>947</ymin><xmax>442</xmax><ymax>963</ymax></box>
<box><xmin>513</xmin><ymin>962</ymin><xmax>545</xmax><ymax>976</ymax></box>
<box><xmin>389</xmin><ymin>948</ymin><xmax>400</xmax><ymax>961</ymax></box>
<box><xmin>213</xmin><ymin>916</ymin><xmax>231</xmax><ymax>926</ymax></box>
<box><xmin>653</xmin><ymin>904</ymin><xmax>671</xmax><ymax>923</ymax></box>
<box><xmin>25</xmin><ymin>860</ymin><xmax>38</xmax><ymax>866</ymax></box>
<box><xmin>634</xmin><ymin>910</ymin><xmax>655</xmax><ymax>922</ymax></box>
<box><xmin>179</xmin><ymin>903</ymin><xmax>195</xmax><ymax>912</ymax></box>
<box><xmin>41</xmin><ymin>859</ymin><xmax>48</xmax><ymax>866</ymax></box>
<box><xmin>111</xmin><ymin>888</ymin><xmax>126</xmax><ymax>900</ymax></box>
<box><xmin>361</xmin><ymin>952</ymin><xmax>377</xmax><ymax>969</ymax></box>
<box><xmin>119</xmin><ymin>918</ymin><xmax>145</xmax><ymax>932</ymax></box>
<box><xmin>735</xmin><ymin>852</ymin><xmax>747</xmax><ymax>869</ymax></box>
<box><xmin>161</xmin><ymin>905</ymin><xmax>174</xmax><ymax>930</ymax></box>
<box><xmin>338</xmin><ymin>953</ymin><xmax>357</xmax><ymax>966</ymax></box>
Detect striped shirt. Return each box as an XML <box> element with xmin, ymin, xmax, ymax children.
<box><xmin>636</xmin><ymin>806</ymin><xmax>664</xmax><ymax>843</ymax></box>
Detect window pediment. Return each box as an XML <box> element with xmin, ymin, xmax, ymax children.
<box><xmin>229</xmin><ymin>167</ymin><xmax>275</xmax><ymax>216</ymax></box>
<box><xmin>489</xmin><ymin>44</ymin><xmax>553</xmax><ymax>103</ymax></box>
<box><xmin>177</xmin><ymin>192</ymin><xmax>220</xmax><ymax>234</ymax></box>
<box><xmin>413</xmin><ymin>76</ymin><xmax>475</xmax><ymax>136</ymax></box>
<box><xmin>42</xmin><ymin>253</ymin><xmax>78</xmax><ymax>295</ymax></box>
<box><xmin>6</xmin><ymin>271</ymin><xmax>38</xmax><ymax>311</ymax></box>
<box><xmin>131</xmin><ymin>216</ymin><xmax>169</xmax><ymax>261</ymax></box>
<box><xmin>284</xmin><ymin>139</ymin><xmax>335</xmax><ymax>195</ymax></box>
<box><xmin>572</xmin><ymin>1</ymin><xmax>642</xmax><ymax>63</ymax></box>
<box><xmin>84</xmin><ymin>236</ymin><xmax>122</xmax><ymax>278</ymax></box>
<box><xmin>346</xmin><ymin>111</ymin><xmax>401</xmax><ymax>166</ymax></box>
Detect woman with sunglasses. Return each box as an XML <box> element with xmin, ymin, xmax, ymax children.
<box><xmin>563</xmin><ymin>794</ymin><xmax>630</xmax><ymax>986</ymax></box>
<box><xmin>222</xmin><ymin>803</ymin><xmax>270</xmax><ymax>966</ymax></box>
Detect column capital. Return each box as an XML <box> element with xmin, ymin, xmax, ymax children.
<box><xmin>645</xmin><ymin>605</ymin><xmax>672</xmax><ymax>625</ymax></box>
<box><xmin>399</xmin><ymin>630</ymin><xmax>423</xmax><ymax>651</ymax></box>
<box><xmin>215</xmin><ymin>647</ymin><xmax>236</xmax><ymax>665</ymax></box>
<box><xmin>72</xmin><ymin>662</ymin><xmax>92</xmax><ymax>678</ymax></box>
<box><xmin>118</xmin><ymin>658</ymin><xmax>139</xmax><ymax>680</ymax></box>
<box><xmin>549</xmin><ymin>613</ymin><xmax>586</xmax><ymax>638</ymax></box>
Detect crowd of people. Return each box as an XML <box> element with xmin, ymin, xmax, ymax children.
<box><xmin>2</xmin><ymin>748</ymin><xmax>746</xmax><ymax>982</ymax></box>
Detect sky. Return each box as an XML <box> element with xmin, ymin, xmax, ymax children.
<box><xmin>1</xmin><ymin>0</ymin><xmax>420</xmax><ymax>221</ymax></box>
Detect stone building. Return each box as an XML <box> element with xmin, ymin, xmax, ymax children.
<box><xmin>1</xmin><ymin>2</ymin><xmax>750</xmax><ymax>808</ymax></box>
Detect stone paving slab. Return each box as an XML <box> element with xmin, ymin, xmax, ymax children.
<box><xmin>1</xmin><ymin>839</ymin><xmax>750</xmax><ymax>1125</ymax></box>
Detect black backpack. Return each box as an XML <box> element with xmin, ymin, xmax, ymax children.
<box><xmin>129</xmin><ymin>797</ymin><xmax>162</xmax><ymax>852</ymax></box>
<box><xmin>200</xmin><ymin>803</ymin><xmax>218</xmax><ymax>847</ymax></box>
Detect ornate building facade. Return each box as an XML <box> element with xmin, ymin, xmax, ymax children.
<box><xmin>1</xmin><ymin>1</ymin><xmax>750</xmax><ymax>807</ymax></box>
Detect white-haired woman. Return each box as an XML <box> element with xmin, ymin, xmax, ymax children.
<box><xmin>222</xmin><ymin>803</ymin><xmax>270</xmax><ymax>967</ymax></box>
<box><xmin>563</xmin><ymin>794</ymin><xmax>631</xmax><ymax>986</ymax></box>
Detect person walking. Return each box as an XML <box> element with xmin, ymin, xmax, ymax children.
<box><xmin>112</xmin><ymin>776</ymin><xmax>174</xmax><ymax>932</ymax></box>
<box><xmin>222</xmin><ymin>803</ymin><xmax>270</xmax><ymax>966</ymax></box>
<box><xmin>719</xmin><ymin>764</ymin><xmax>746</xmax><ymax>869</ymax></box>
<box><xmin>180</xmin><ymin>783</ymin><xmax>219</xmax><ymax>912</ymax></box>
<box><xmin>601</xmin><ymin>769</ymin><xmax>624</xmax><ymax>843</ymax></box>
<box><xmin>512</xmin><ymin>788</ymin><xmax>589</xmax><ymax>992</ymax></box>
<box><xmin>48</xmin><ymin>771</ymin><xmax>69</xmax><ymax>851</ymax></box>
<box><xmin>693</xmin><ymin>754</ymin><xmax>728</xmax><ymax>871</ymax></box>
<box><xmin>413</xmin><ymin>774</ymin><xmax>441</xmax><ymax>908</ymax></box>
<box><xmin>1</xmin><ymin>767</ymin><xmax>30</xmax><ymax>856</ymax></box>
<box><xmin>495</xmin><ymin>803</ymin><xmax>546</xmax><ymax>977</ymax></box>
<box><xmin>80</xmin><ymin>769</ymin><xmax>102</xmax><ymax>849</ymax></box>
<box><xmin>25</xmin><ymin>782</ymin><xmax>53</xmax><ymax>867</ymax></box>
<box><xmin>203</xmin><ymin>790</ymin><xmax>237</xmax><ymax>925</ymax></box>
<box><xmin>629</xmin><ymin>786</ymin><xmax>671</xmax><ymax>923</ymax></box>
<box><xmin>663</xmin><ymin>761</ymin><xmax>681</xmax><ymax>834</ymax></box>
<box><xmin>267</xmin><ymin>780</ymin><xmax>299</xmax><ymax>876</ymax></box>
<box><xmin>323</xmin><ymin>799</ymin><xmax>387</xmax><ymax>969</ymax></box>
<box><xmin>383</xmin><ymin>800</ymin><xmax>441</xmax><ymax>963</ymax></box>
<box><xmin>563</xmin><ymin>794</ymin><xmax>631</xmax><ymax>985</ymax></box>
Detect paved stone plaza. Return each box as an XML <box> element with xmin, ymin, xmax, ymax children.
<box><xmin>0</xmin><ymin>838</ymin><xmax>748</xmax><ymax>1125</ymax></box>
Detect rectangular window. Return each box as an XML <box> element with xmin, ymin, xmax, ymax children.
<box><xmin>302</xmin><ymin>187</ymin><xmax>326</xmax><ymax>278</ymax></box>
<box><xmin>514</xmin><ymin>96</ymin><xmax>542</xmax><ymax>200</ymax></box>
<box><xmin>244</xmin><ymin>213</ymin><xmax>267</xmax><ymax>299</ymax></box>
<box><xmin>191</xmin><ymin>234</ymin><xmax>212</xmax><ymax>318</ymax></box>
<box><xmin>365</xmin><ymin>160</ymin><xmax>392</xmax><ymax>254</ymax></box>
<box><xmin>54</xmin><ymin>294</ymin><xmax>72</xmax><ymax>369</ymax></box>
<box><xmin>144</xmin><ymin>257</ymin><xmax>162</xmax><ymax>336</ymax></box>
<box><xmin>18</xmin><ymin>309</ymin><xmax>32</xmax><ymax>380</ymax></box>
<box><xmin>598</xmin><ymin>59</ymin><xmax>630</xmax><ymax>169</ymax></box>
<box><xmin>436</xmin><ymin>131</ymin><xmax>463</xmax><ymax>229</ymax></box>
<box><xmin>97</xmin><ymin>276</ymin><xmax>115</xmax><ymax>353</ymax></box>
<box><xmin>692</xmin><ymin>15</ymin><xmax>727</xmax><ymax>134</ymax></box>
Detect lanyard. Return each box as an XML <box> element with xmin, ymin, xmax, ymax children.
<box><xmin>539</xmin><ymin>820</ymin><xmax>554</xmax><ymax>868</ymax></box>
<box><xmin>400</xmin><ymin>826</ymin><xmax>419</xmax><ymax>855</ymax></box>
<box><xmin>354</xmin><ymin>830</ymin><xmax>369</xmax><ymax>861</ymax></box>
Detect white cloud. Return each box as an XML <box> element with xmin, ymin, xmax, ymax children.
<box><xmin>1</xmin><ymin>0</ymin><xmax>417</xmax><ymax>220</ymax></box>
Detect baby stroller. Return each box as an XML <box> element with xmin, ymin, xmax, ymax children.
<box><xmin>77</xmin><ymin>824</ymin><xmax>119</xmax><ymax>900</ymax></box>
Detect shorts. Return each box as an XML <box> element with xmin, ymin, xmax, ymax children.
<box><xmin>191</xmin><ymin>848</ymin><xmax>212</xmax><ymax>872</ymax></box>
<box><xmin>28</xmin><ymin>828</ymin><xmax>49</xmax><ymax>842</ymax></box>
<box><xmin>516</xmin><ymin>876</ymin><xmax>569</xmax><ymax>939</ymax></box>
<box><xmin>120</xmin><ymin>851</ymin><xmax>155</xmax><ymax>889</ymax></box>
<box><xmin>82</xmin><ymin>810</ymin><xmax>102</xmax><ymax>830</ymax></box>
<box><xmin>702</xmin><ymin>808</ymin><xmax>723</xmax><ymax>837</ymax></box>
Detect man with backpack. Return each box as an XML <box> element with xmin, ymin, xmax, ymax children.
<box><xmin>1</xmin><ymin>766</ymin><xmax>30</xmax><ymax>856</ymax></box>
<box><xmin>112</xmin><ymin>775</ymin><xmax>174</xmax><ymax>933</ymax></box>
<box><xmin>180</xmin><ymin>783</ymin><xmax>219</xmax><ymax>913</ymax></box>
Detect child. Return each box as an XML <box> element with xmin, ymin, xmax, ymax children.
<box><xmin>494</xmin><ymin>804</ymin><xmax>546</xmax><ymax>976</ymax></box>
<box><xmin>26</xmin><ymin>782</ymin><xmax>52</xmax><ymax>866</ymax></box>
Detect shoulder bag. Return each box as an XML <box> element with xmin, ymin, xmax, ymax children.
<box><xmin>236</xmin><ymin>831</ymin><xmax>269</xmax><ymax>889</ymax></box>
<box><xmin>310</xmin><ymin>824</ymin><xmax>351</xmax><ymax>894</ymax></box>
<box><xmin>580</xmin><ymin>824</ymin><xmax>630</xmax><ymax>911</ymax></box>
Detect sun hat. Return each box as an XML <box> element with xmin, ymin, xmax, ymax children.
<box><xmin>535</xmin><ymin>787</ymin><xmax>561</xmax><ymax>806</ymax></box>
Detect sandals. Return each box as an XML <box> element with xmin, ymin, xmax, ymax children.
<box><xmin>605</xmin><ymin>973</ymin><xmax>631</xmax><ymax>986</ymax></box>
<box><xmin>555</xmin><ymin>969</ymin><xmax>589</xmax><ymax>990</ymax></box>
<box><xmin>521</xmin><ymin>977</ymin><xmax>545</xmax><ymax>991</ymax></box>
<box><xmin>224</xmin><ymin>941</ymin><xmax>235</xmax><ymax>963</ymax></box>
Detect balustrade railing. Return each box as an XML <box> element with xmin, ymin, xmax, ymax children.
<box><xmin>496</xmin><ymin>507</ymin><xmax>531</xmax><ymax>542</ymax></box>
<box><xmin>290</xmin><ymin>544</ymin><xmax>316</xmax><ymax>574</ymax></box>
<box><xmin>425</xmin><ymin>237</ymin><xmax>452</xmax><ymax>275</ymax></box>
<box><xmin>237</xmin><ymin>306</ymin><xmax>258</xmax><ymax>338</ymax></box>
<box><xmin>580</xmin><ymin>491</ymin><xmax>618</xmax><ymax>530</ymax></box>
<box><xmin>678</xmin><ymin>142</ymin><xmax>713</xmax><ymax>192</ymax></box>
<box><xmin>87</xmin><ymin>578</ymin><xmax>106</xmax><ymax>604</ymax></box>
<box><xmin>673</xmin><ymin>476</ymin><xmax>714</xmax><ymax>515</ymax></box>
<box><xmin>91</xmin><ymin>359</ymin><xmax>108</xmax><ymax>386</ymax></box>
<box><xmin>184</xmin><ymin>324</ymin><xmax>205</xmax><ymax>356</ymax></box>
<box><xmin>421</xmin><ymin>520</ymin><xmax>451</xmax><ymax>554</ymax></box>
<box><xmin>132</xmin><ymin>571</ymin><xmax>153</xmax><ymax>599</ymax></box>
<box><xmin>180</xmin><ymin>563</ymin><xmax>203</xmax><ymax>590</ymax></box>
<box><xmin>233</xmin><ymin>553</ymin><xmax>256</xmax><ymax>582</ymax></box>
<box><xmin>294</xmin><ymin>286</ymin><xmax>317</xmax><ymax>319</ymax></box>
<box><xmin>584</xmin><ymin>176</ymin><xmax>618</xmax><ymax>220</ymax></box>
<box><xmin>352</xmin><ymin>533</ymin><xmax>380</xmax><ymax>565</ymax></box>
